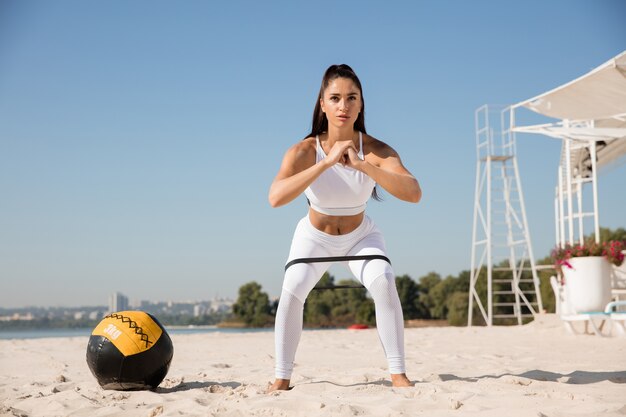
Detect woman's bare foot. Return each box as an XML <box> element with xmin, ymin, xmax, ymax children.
<box><xmin>267</xmin><ymin>378</ymin><xmax>291</xmax><ymax>393</ymax></box>
<box><xmin>391</xmin><ymin>373</ymin><xmax>414</xmax><ymax>387</ymax></box>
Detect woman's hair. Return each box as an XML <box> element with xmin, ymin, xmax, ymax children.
<box><xmin>306</xmin><ymin>64</ymin><xmax>381</xmax><ymax>201</ymax></box>
<box><xmin>306</xmin><ymin>64</ymin><xmax>366</xmax><ymax>138</ymax></box>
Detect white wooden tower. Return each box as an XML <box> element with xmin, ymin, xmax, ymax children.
<box><xmin>468</xmin><ymin>105</ymin><xmax>543</xmax><ymax>326</ymax></box>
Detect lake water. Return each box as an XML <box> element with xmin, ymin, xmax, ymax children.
<box><xmin>0</xmin><ymin>326</ymin><xmax>273</xmax><ymax>340</ymax></box>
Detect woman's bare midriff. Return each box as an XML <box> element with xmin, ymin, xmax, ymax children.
<box><xmin>308</xmin><ymin>208</ymin><xmax>364</xmax><ymax>235</ymax></box>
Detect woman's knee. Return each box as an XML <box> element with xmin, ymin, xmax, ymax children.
<box><xmin>355</xmin><ymin>259</ymin><xmax>393</xmax><ymax>288</ymax></box>
<box><xmin>368</xmin><ymin>273</ymin><xmax>401</xmax><ymax>306</ymax></box>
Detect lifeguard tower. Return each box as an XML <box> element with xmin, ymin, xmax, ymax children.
<box><xmin>469</xmin><ymin>105</ymin><xmax>543</xmax><ymax>326</ymax></box>
<box><xmin>469</xmin><ymin>50</ymin><xmax>626</xmax><ymax>326</ymax></box>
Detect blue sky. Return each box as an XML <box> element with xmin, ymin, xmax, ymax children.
<box><xmin>1</xmin><ymin>0</ymin><xmax>625</xmax><ymax>308</ymax></box>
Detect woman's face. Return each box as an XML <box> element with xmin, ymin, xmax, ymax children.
<box><xmin>320</xmin><ymin>77</ymin><xmax>362</xmax><ymax>128</ymax></box>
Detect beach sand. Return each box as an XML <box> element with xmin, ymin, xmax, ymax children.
<box><xmin>1</xmin><ymin>314</ymin><xmax>625</xmax><ymax>417</ymax></box>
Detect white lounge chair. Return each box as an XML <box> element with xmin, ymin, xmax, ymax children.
<box><xmin>610</xmin><ymin>251</ymin><xmax>626</xmax><ymax>309</ymax></box>
<box><xmin>604</xmin><ymin>300</ymin><xmax>626</xmax><ymax>336</ymax></box>
<box><xmin>550</xmin><ymin>276</ymin><xmax>609</xmax><ymax>336</ymax></box>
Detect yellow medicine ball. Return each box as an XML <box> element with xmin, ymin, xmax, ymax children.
<box><xmin>86</xmin><ymin>311</ymin><xmax>174</xmax><ymax>390</ymax></box>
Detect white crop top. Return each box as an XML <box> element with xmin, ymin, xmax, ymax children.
<box><xmin>304</xmin><ymin>132</ymin><xmax>376</xmax><ymax>216</ymax></box>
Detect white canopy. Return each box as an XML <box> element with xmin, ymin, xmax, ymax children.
<box><xmin>508</xmin><ymin>51</ymin><xmax>626</xmax><ymax>247</ymax></box>
<box><xmin>512</xmin><ymin>50</ymin><xmax>626</xmax><ymax>171</ymax></box>
<box><xmin>515</xmin><ymin>50</ymin><xmax>626</xmax><ymax>121</ymax></box>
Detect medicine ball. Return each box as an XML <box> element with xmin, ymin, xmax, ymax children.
<box><xmin>86</xmin><ymin>311</ymin><xmax>174</xmax><ymax>390</ymax></box>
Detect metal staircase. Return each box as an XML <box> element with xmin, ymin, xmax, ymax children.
<box><xmin>469</xmin><ymin>105</ymin><xmax>544</xmax><ymax>326</ymax></box>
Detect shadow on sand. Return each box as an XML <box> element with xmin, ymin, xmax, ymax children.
<box><xmin>438</xmin><ymin>370</ymin><xmax>626</xmax><ymax>384</ymax></box>
<box><xmin>301</xmin><ymin>380</ymin><xmax>392</xmax><ymax>388</ymax></box>
<box><xmin>156</xmin><ymin>380</ymin><xmax>241</xmax><ymax>393</ymax></box>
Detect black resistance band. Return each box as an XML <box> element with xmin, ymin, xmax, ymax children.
<box><xmin>284</xmin><ymin>254</ymin><xmax>391</xmax><ymax>290</ymax></box>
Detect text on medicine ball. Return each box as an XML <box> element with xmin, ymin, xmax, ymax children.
<box><xmin>103</xmin><ymin>324</ymin><xmax>122</xmax><ymax>340</ymax></box>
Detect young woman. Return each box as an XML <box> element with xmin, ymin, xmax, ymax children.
<box><xmin>268</xmin><ymin>64</ymin><xmax>421</xmax><ymax>391</ymax></box>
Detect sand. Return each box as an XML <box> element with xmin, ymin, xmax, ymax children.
<box><xmin>1</xmin><ymin>314</ymin><xmax>625</xmax><ymax>417</ymax></box>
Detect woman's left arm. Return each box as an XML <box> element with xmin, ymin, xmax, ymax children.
<box><xmin>347</xmin><ymin>141</ymin><xmax>422</xmax><ymax>203</ymax></box>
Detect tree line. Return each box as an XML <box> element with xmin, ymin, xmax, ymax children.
<box><xmin>232</xmin><ymin>227</ymin><xmax>626</xmax><ymax>328</ymax></box>
<box><xmin>232</xmin><ymin>270</ymin><xmax>472</xmax><ymax>328</ymax></box>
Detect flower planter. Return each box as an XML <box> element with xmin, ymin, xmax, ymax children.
<box><xmin>562</xmin><ymin>256</ymin><xmax>612</xmax><ymax>313</ymax></box>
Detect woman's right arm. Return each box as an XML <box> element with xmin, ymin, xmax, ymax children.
<box><xmin>268</xmin><ymin>141</ymin><xmax>330</xmax><ymax>208</ymax></box>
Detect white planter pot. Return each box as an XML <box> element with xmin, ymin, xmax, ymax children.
<box><xmin>562</xmin><ymin>256</ymin><xmax>612</xmax><ymax>313</ymax></box>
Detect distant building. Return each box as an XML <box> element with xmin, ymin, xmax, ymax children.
<box><xmin>193</xmin><ymin>304</ymin><xmax>206</xmax><ymax>317</ymax></box>
<box><xmin>210</xmin><ymin>297</ymin><xmax>234</xmax><ymax>313</ymax></box>
<box><xmin>0</xmin><ymin>313</ymin><xmax>34</xmax><ymax>321</ymax></box>
<box><xmin>109</xmin><ymin>292</ymin><xmax>129</xmax><ymax>313</ymax></box>
<box><xmin>88</xmin><ymin>311</ymin><xmax>102</xmax><ymax>320</ymax></box>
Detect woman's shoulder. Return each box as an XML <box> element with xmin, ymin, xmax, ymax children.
<box><xmin>363</xmin><ymin>133</ymin><xmax>398</xmax><ymax>157</ymax></box>
<box><xmin>283</xmin><ymin>136</ymin><xmax>317</xmax><ymax>162</ymax></box>
<box><xmin>291</xmin><ymin>136</ymin><xmax>317</xmax><ymax>153</ymax></box>
<box><xmin>301</xmin><ymin>135</ymin><xmax>318</xmax><ymax>146</ymax></box>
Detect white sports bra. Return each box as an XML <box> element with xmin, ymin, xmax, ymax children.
<box><xmin>304</xmin><ymin>131</ymin><xmax>376</xmax><ymax>216</ymax></box>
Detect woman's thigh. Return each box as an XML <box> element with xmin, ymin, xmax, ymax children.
<box><xmin>282</xmin><ymin>231</ymin><xmax>332</xmax><ymax>303</ymax></box>
<box><xmin>346</xmin><ymin>229</ymin><xmax>394</xmax><ymax>288</ymax></box>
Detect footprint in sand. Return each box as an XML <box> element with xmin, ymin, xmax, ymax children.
<box><xmin>211</xmin><ymin>363</ymin><xmax>232</xmax><ymax>369</ymax></box>
<box><xmin>160</xmin><ymin>377</ymin><xmax>184</xmax><ymax>388</ymax></box>
<box><xmin>449</xmin><ymin>399</ymin><xmax>463</xmax><ymax>410</ymax></box>
<box><xmin>148</xmin><ymin>405</ymin><xmax>164</xmax><ymax>417</ymax></box>
<box><xmin>500</xmin><ymin>375</ymin><xmax>532</xmax><ymax>386</ymax></box>
<box><xmin>206</xmin><ymin>385</ymin><xmax>230</xmax><ymax>393</ymax></box>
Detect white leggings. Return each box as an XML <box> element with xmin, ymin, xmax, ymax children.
<box><xmin>274</xmin><ymin>215</ymin><xmax>405</xmax><ymax>379</ymax></box>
